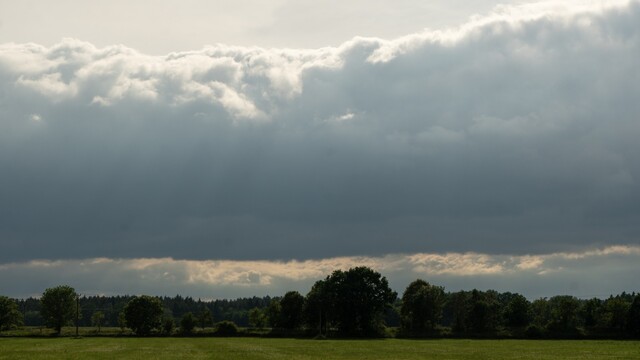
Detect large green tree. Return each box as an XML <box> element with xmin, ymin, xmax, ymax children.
<box><xmin>91</xmin><ymin>311</ymin><xmax>105</xmax><ymax>333</ymax></box>
<box><xmin>581</xmin><ymin>298</ymin><xmax>603</xmax><ymax>328</ymax></box>
<box><xmin>311</xmin><ymin>267</ymin><xmax>397</xmax><ymax>336</ymax></box>
<box><xmin>266</xmin><ymin>299</ymin><xmax>282</xmax><ymax>328</ymax></box>
<box><xmin>504</xmin><ymin>293</ymin><xmax>531</xmax><ymax>328</ymax></box>
<box><xmin>304</xmin><ymin>279</ymin><xmax>330</xmax><ymax>335</ymax></box>
<box><xmin>0</xmin><ymin>296</ymin><xmax>23</xmax><ymax>331</ymax></box>
<box><xmin>197</xmin><ymin>307</ymin><xmax>213</xmax><ymax>330</ymax></box>
<box><xmin>248</xmin><ymin>307</ymin><xmax>266</xmax><ymax>329</ymax></box>
<box><xmin>466</xmin><ymin>290</ymin><xmax>500</xmax><ymax>333</ymax></box>
<box><xmin>531</xmin><ymin>298</ymin><xmax>551</xmax><ymax>328</ymax></box>
<box><xmin>400</xmin><ymin>279</ymin><xmax>445</xmax><ymax>333</ymax></box>
<box><xmin>447</xmin><ymin>291</ymin><xmax>471</xmax><ymax>333</ymax></box>
<box><xmin>180</xmin><ymin>312</ymin><xmax>197</xmax><ymax>334</ymax></box>
<box><xmin>600</xmin><ymin>296</ymin><xmax>630</xmax><ymax>331</ymax></box>
<box><xmin>547</xmin><ymin>295</ymin><xmax>580</xmax><ymax>332</ymax></box>
<box><xmin>279</xmin><ymin>291</ymin><xmax>305</xmax><ymax>330</ymax></box>
<box><xmin>40</xmin><ymin>285</ymin><xmax>77</xmax><ymax>335</ymax></box>
<box><xmin>627</xmin><ymin>294</ymin><xmax>640</xmax><ymax>337</ymax></box>
<box><xmin>123</xmin><ymin>295</ymin><xmax>164</xmax><ymax>335</ymax></box>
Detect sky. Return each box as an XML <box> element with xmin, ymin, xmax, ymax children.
<box><xmin>1</xmin><ymin>0</ymin><xmax>640</xmax><ymax>300</ymax></box>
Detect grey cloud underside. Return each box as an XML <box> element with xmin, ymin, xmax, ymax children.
<box><xmin>1</xmin><ymin>2</ymin><xmax>640</xmax><ymax>262</ymax></box>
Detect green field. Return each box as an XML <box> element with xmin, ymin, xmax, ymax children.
<box><xmin>0</xmin><ymin>338</ymin><xmax>638</xmax><ymax>359</ymax></box>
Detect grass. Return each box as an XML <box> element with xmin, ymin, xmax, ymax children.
<box><xmin>0</xmin><ymin>337</ymin><xmax>639</xmax><ymax>359</ymax></box>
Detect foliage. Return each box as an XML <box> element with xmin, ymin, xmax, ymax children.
<box><xmin>547</xmin><ymin>296</ymin><xmax>580</xmax><ymax>333</ymax></box>
<box><xmin>91</xmin><ymin>311</ymin><xmax>105</xmax><ymax>333</ymax></box>
<box><xmin>600</xmin><ymin>296</ymin><xmax>630</xmax><ymax>331</ymax></box>
<box><xmin>197</xmin><ymin>307</ymin><xmax>213</xmax><ymax>330</ymax></box>
<box><xmin>180</xmin><ymin>312</ymin><xmax>196</xmax><ymax>334</ymax></box>
<box><xmin>503</xmin><ymin>293</ymin><xmax>531</xmax><ymax>328</ymax></box>
<box><xmin>215</xmin><ymin>320</ymin><xmax>239</xmax><ymax>336</ymax></box>
<box><xmin>266</xmin><ymin>299</ymin><xmax>282</xmax><ymax>328</ymax></box>
<box><xmin>16</xmin><ymin>294</ymin><xmax>277</xmax><ymax>328</ymax></box>
<box><xmin>310</xmin><ymin>267</ymin><xmax>397</xmax><ymax>336</ymax></box>
<box><xmin>580</xmin><ymin>298</ymin><xmax>602</xmax><ymax>328</ymax></box>
<box><xmin>40</xmin><ymin>285</ymin><xmax>77</xmax><ymax>335</ymax></box>
<box><xmin>446</xmin><ymin>291</ymin><xmax>470</xmax><ymax>333</ymax></box>
<box><xmin>0</xmin><ymin>296</ymin><xmax>24</xmax><ymax>331</ymax></box>
<box><xmin>123</xmin><ymin>295</ymin><xmax>164</xmax><ymax>335</ymax></box>
<box><xmin>118</xmin><ymin>312</ymin><xmax>127</xmax><ymax>332</ymax></box>
<box><xmin>627</xmin><ymin>295</ymin><xmax>640</xmax><ymax>337</ymax></box>
<box><xmin>162</xmin><ymin>317</ymin><xmax>175</xmax><ymax>335</ymax></box>
<box><xmin>6</xmin><ymin>271</ymin><xmax>640</xmax><ymax>339</ymax></box>
<box><xmin>400</xmin><ymin>279</ymin><xmax>445</xmax><ymax>334</ymax></box>
<box><xmin>279</xmin><ymin>291</ymin><xmax>305</xmax><ymax>330</ymax></box>
<box><xmin>248</xmin><ymin>307</ymin><xmax>266</xmax><ymax>329</ymax></box>
<box><xmin>524</xmin><ymin>324</ymin><xmax>545</xmax><ymax>338</ymax></box>
<box><xmin>304</xmin><ymin>279</ymin><xmax>330</xmax><ymax>335</ymax></box>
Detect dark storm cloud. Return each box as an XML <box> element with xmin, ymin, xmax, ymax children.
<box><xmin>1</xmin><ymin>2</ymin><xmax>640</xmax><ymax>262</ymax></box>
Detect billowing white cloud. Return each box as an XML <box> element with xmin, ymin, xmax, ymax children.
<box><xmin>1</xmin><ymin>246</ymin><xmax>639</xmax><ymax>299</ymax></box>
<box><xmin>0</xmin><ymin>1</ymin><xmax>639</xmax><ymax>266</ymax></box>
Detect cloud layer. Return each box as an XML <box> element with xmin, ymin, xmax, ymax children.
<box><xmin>2</xmin><ymin>246</ymin><xmax>639</xmax><ymax>299</ymax></box>
<box><xmin>0</xmin><ymin>0</ymin><xmax>530</xmax><ymax>53</ymax></box>
<box><xmin>1</xmin><ymin>1</ymin><xmax>640</xmax><ymax>264</ymax></box>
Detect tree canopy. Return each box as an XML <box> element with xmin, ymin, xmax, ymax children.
<box><xmin>40</xmin><ymin>285</ymin><xmax>77</xmax><ymax>335</ymax></box>
<box><xmin>123</xmin><ymin>295</ymin><xmax>164</xmax><ymax>335</ymax></box>
<box><xmin>307</xmin><ymin>266</ymin><xmax>397</xmax><ymax>336</ymax></box>
<box><xmin>180</xmin><ymin>312</ymin><xmax>196</xmax><ymax>334</ymax></box>
<box><xmin>400</xmin><ymin>279</ymin><xmax>445</xmax><ymax>334</ymax></box>
<box><xmin>3</xmin><ymin>268</ymin><xmax>640</xmax><ymax>339</ymax></box>
<box><xmin>279</xmin><ymin>291</ymin><xmax>305</xmax><ymax>330</ymax></box>
<box><xmin>0</xmin><ymin>296</ymin><xmax>23</xmax><ymax>331</ymax></box>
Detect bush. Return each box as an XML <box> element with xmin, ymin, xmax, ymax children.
<box><xmin>180</xmin><ymin>312</ymin><xmax>196</xmax><ymax>335</ymax></box>
<box><xmin>525</xmin><ymin>324</ymin><xmax>544</xmax><ymax>338</ymax></box>
<box><xmin>215</xmin><ymin>320</ymin><xmax>239</xmax><ymax>336</ymax></box>
<box><xmin>162</xmin><ymin>317</ymin><xmax>175</xmax><ymax>336</ymax></box>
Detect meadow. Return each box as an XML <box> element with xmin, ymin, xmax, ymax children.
<box><xmin>1</xmin><ymin>337</ymin><xmax>638</xmax><ymax>359</ymax></box>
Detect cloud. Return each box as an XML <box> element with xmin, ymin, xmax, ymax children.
<box><xmin>1</xmin><ymin>246</ymin><xmax>639</xmax><ymax>299</ymax></box>
<box><xmin>0</xmin><ymin>1</ymin><xmax>640</xmax><ymax>264</ymax></box>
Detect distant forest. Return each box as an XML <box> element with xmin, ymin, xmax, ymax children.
<box><xmin>2</xmin><ymin>266</ymin><xmax>640</xmax><ymax>339</ymax></box>
<box><xmin>16</xmin><ymin>294</ymin><xmax>275</xmax><ymax>328</ymax></box>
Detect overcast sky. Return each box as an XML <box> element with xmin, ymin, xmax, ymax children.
<box><xmin>1</xmin><ymin>0</ymin><xmax>640</xmax><ymax>299</ymax></box>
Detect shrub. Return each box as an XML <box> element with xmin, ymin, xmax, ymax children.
<box><xmin>525</xmin><ymin>324</ymin><xmax>544</xmax><ymax>338</ymax></box>
<box><xmin>180</xmin><ymin>312</ymin><xmax>196</xmax><ymax>335</ymax></box>
<box><xmin>162</xmin><ymin>317</ymin><xmax>175</xmax><ymax>336</ymax></box>
<box><xmin>215</xmin><ymin>320</ymin><xmax>239</xmax><ymax>336</ymax></box>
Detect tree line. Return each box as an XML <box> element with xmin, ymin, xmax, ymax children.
<box><xmin>2</xmin><ymin>266</ymin><xmax>640</xmax><ymax>338</ymax></box>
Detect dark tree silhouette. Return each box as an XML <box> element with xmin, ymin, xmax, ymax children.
<box><xmin>310</xmin><ymin>267</ymin><xmax>397</xmax><ymax>336</ymax></box>
<box><xmin>279</xmin><ymin>291</ymin><xmax>305</xmax><ymax>330</ymax></box>
<box><xmin>197</xmin><ymin>307</ymin><xmax>213</xmax><ymax>330</ymax></box>
<box><xmin>504</xmin><ymin>293</ymin><xmax>531</xmax><ymax>328</ymax></box>
<box><xmin>40</xmin><ymin>285</ymin><xmax>77</xmax><ymax>335</ymax></box>
<box><xmin>124</xmin><ymin>295</ymin><xmax>163</xmax><ymax>335</ymax></box>
<box><xmin>547</xmin><ymin>296</ymin><xmax>580</xmax><ymax>332</ymax></box>
<box><xmin>627</xmin><ymin>295</ymin><xmax>640</xmax><ymax>337</ymax></box>
<box><xmin>0</xmin><ymin>296</ymin><xmax>23</xmax><ymax>331</ymax></box>
<box><xmin>400</xmin><ymin>279</ymin><xmax>445</xmax><ymax>334</ymax></box>
<box><xmin>180</xmin><ymin>312</ymin><xmax>196</xmax><ymax>334</ymax></box>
